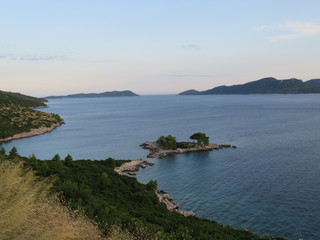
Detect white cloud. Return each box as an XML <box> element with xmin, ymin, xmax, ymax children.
<box><xmin>257</xmin><ymin>21</ymin><xmax>320</xmax><ymax>42</ymax></box>
<box><xmin>279</xmin><ymin>21</ymin><xmax>320</xmax><ymax>35</ymax></box>
<box><xmin>270</xmin><ymin>34</ymin><xmax>298</xmax><ymax>42</ymax></box>
<box><xmin>0</xmin><ymin>53</ymin><xmax>70</xmax><ymax>61</ymax></box>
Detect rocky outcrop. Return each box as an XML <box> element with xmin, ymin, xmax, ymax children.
<box><xmin>0</xmin><ymin>121</ymin><xmax>65</xmax><ymax>142</ymax></box>
<box><xmin>114</xmin><ymin>159</ymin><xmax>155</xmax><ymax>175</ymax></box>
<box><xmin>156</xmin><ymin>190</ymin><xmax>196</xmax><ymax>217</ymax></box>
<box><xmin>140</xmin><ymin>141</ymin><xmax>236</xmax><ymax>158</ymax></box>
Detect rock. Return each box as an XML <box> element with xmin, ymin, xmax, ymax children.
<box><xmin>221</xmin><ymin>144</ymin><xmax>231</xmax><ymax>148</ymax></box>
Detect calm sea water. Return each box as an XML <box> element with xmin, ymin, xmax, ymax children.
<box><xmin>2</xmin><ymin>95</ymin><xmax>320</xmax><ymax>240</ymax></box>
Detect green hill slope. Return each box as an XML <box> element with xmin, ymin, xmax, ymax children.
<box><xmin>5</xmin><ymin>152</ymin><xmax>285</xmax><ymax>240</ymax></box>
<box><xmin>0</xmin><ymin>90</ymin><xmax>63</xmax><ymax>140</ymax></box>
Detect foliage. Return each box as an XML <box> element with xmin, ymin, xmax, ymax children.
<box><xmin>52</xmin><ymin>153</ymin><xmax>61</xmax><ymax>162</ymax></box>
<box><xmin>2</xmin><ymin>153</ymin><xmax>284</xmax><ymax>240</ymax></box>
<box><xmin>0</xmin><ymin>90</ymin><xmax>47</xmax><ymax>107</ymax></box>
<box><xmin>0</xmin><ymin>104</ymin><xmax>63</xmax><ymax>139</ymax></box>
<box><xmin>156</xmin><ymin>135</ymin><xmax>177</xmax><ymax>150</ymax></box>
<box><xmin>190</xmin><ymin>132</ymin><xmax>210</xmax><ymax>145</ymax></box>
<box><xmin>0</xmin><ymin>147</ymin><xmax>5</xmax><ymax>155</ymax></box>
<box><xmin>146</xmin><ymin>180</ymin><xmax>158</xmax><ymax>191</ymax></box>
<box><xmin>0</xmin><ymin>157</ymin><xmax>104</xmax><ymax>240</ymax></box>
<box><xmin>9</xmin><ymin>146</ymin><xmax>19</xmax><ymax>158</ymax></box>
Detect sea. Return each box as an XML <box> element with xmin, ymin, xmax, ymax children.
<box><xmin>1</xmin><ymin>94</ymin><xmax>320</xmax><ymax>240</ymax></box>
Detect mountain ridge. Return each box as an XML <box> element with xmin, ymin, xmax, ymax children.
<box><xmin>179</xmin><ymin>77</ymin><xmax>320</xmax><ymax>95</ymax></box>
<box><xmin>46</xmin><ymin>90</ymin><xmax>139</xmax><ymax>99</ymax></box>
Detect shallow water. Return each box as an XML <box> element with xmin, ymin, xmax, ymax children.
<box><xmin>2</xmin><ymin>94</ymin><xmax>320</xmax><ymax>240</ymax></box>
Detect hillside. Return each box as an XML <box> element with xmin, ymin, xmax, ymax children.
<box><xmin>0</xmin><ymin>149</ymin><xmax>285</xmax><ymax>240</ymax></box>
<box><xmin>0</xmin><ymin>90</ymin><xmax>63</xmax><ymax>140</ymax></box>
<box><xmin>0</xmin><ymin>157</ymin><xmax>105</xmax><ymax>240</ymax></box>
<box><xmin>179</xmin><ymin>77</ymin><xmax>320</xmax><ymax>95</ymax></box>
<box><xmin>46</xmin><ymin>90</ymin><xmax>139</xmax><ymax>99</ymax></box>
<box><xmin>0</xmin><ymin>90</ymin><xmax>47</xmax><ymax>107</ymax></box>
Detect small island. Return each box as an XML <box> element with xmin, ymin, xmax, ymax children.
<box><xmin>140</xmin><ymin>132</ymin><xmax>236</xmax><ymax>158</ymax></box>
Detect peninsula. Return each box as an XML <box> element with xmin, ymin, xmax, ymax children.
<box><xmin>0</xmin><ymin>90</ymin><xmax>64</xmax><ymax>142</ymax></box>
<box><xmin>140</xmin><ymin>133</ymin><xmax>236</xmax><ymax>158</ymax></box>
<box><xmin>45</xmin><ymin>90</ymin><xmax>139</xmax><ymax>99</ymax></box>
<box><xmin>179</xmin><ymin>77</ymin><xmax>320</xmax><ymax>95</ymax></box>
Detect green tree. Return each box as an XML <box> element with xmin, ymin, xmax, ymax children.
<box><xmin>9</xmin><ymin>146</ymin><xmax>19</xmax><ymax>157</ymax></box>
<box><xmin>146</xmin><ymin>180</ymin><xmax>158</xmax><ymax>191</ymax></box>
<box><xmin>52</xmin><ymin>153</ymin><xmax>61</xmax><ymax>162</ymax></box>
<box><xmin>64</xmin><ymin>154</ymin><xmax>73</xmax><ymax>166</ymax></box>
<box><xmin>0</xmin><ymin>147</ymin><xmax>5</xmax><ymax>155</ymax></box>
<box><xmin>190</xmin><ymin>132</ymin><xmax>210</xmax><ymax>146</ymax></box>
<box><xmin>156</xmin><ymin>135</ymin><xmax>177</xmax><ymax>150</ymax></box>
<box><xmin>28</xmin><ymin>154</ymin><xmax>38</xmax><ymax>166</ymax></box>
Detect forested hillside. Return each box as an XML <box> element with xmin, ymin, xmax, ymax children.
<box><xmin>0</xmin><ymin>90</ymin><xmax>63</xmax><ymax>139</ymax></box>
<box><xmin>0</xmin><ymin>149</ymin><xmax>286</xmax><ymax>240</ymax></box>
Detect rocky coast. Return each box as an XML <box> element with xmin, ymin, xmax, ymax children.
<box><xmin>115</xmin><ymin>159</ymin><xmax>196</xmax><ymax>217</ymax></box>
<box><xmin>114</xmin><ymin>159</ymin><xmax>155</xmax><ymax>175</ymax></box>
<box><xmin>0</xmin><ymin>120</ymin><xmax>65</xmax><ymax>142</ymax></box>
<box><xmin>140</xmin><ymin>141</ymin><xmax>236</xmax><ymax>158</ymax></box>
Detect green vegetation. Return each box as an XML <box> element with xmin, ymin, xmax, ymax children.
<box><xmin>0</xmin><ymin>90</ymin><xmax>63</xmax><ymax>139</ymax></box>
<box><xmin>0</xmin><ymin>157</ymin><xmax>105</xmax><ymax>240</ymax></box>
<box><xmin>156</xmin><ymin>132</ymin><xmax>210</xmax><ymax>150</ymax></box>
<box><xmin>1</xmin><ymin>148</ymin><xmax>285</xmax><ymax>240</ymax></box>
<box><xmin>156</xmin><ymin>135</ymin><xmax>177</xmax><ymax>150</ymax></box>
<box><xmin>190</xmin><ymin>132</ymin><xmax>210</xmax><ymax>145</ymax></box>
<box><xmin>0</xmin><ymin>90</ymin><xmax>47</xmax><ymax>107</ymax></box>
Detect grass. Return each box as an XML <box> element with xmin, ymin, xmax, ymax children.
<box><xmin>0</xmin><ymin>159</ymin><xmax>103</xmax><ymax>240</ymax></box>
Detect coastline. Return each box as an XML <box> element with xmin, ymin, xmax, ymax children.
<box><xmin>140</xmin><ymin>141</ymin><xmax>236</xmax><ymax>158</ymax></box>
<box><xmin>115</xmin><ymin>159</ymin><xmax>195</xmax><ymax>217</ymax></box>
<box><xmin>0</xmin><ymin>120</ymin><xmax>65</xmax><ymax>142</ymax></box>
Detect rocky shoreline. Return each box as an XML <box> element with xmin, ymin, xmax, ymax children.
<box><xmin>115</xmin><ymin>160</ymin><xmax>195</xmax><ymax>217</ymax></box>
<box><xmin>114</xmin><ymin>159</ymin><xmax>155</xmax><ymax>175</ymax></box>
<box><xmin>0</xmin><ymin>121</ymin><xmax>65</xmax><ymax>142</ymax></box>
<box><xmin>156</xmin><ymin>190</ymin><xmax>196</xmax><ymax>217</ymax></box>
<box><xmin>140</xmin><ymin>141</ymin><xmax>236</xmax><ymax>158</ymax></box>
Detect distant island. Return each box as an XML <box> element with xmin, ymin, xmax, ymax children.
<box><xmin>45</xmin><ymin>90</ymin><xmax>139</xmax><ymax>99</ymax></box>
<box><xmin>179</xmin><ymin>77</ymin><xmax>320</xmax><ymax>95</ymax></box>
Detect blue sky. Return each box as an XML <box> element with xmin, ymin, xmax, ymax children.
<box><xmin>1</xmin><ymin>0</ymin><xmax>320</xmax><ymax>96</ymax></box>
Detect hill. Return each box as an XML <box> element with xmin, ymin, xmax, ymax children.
<box><xmin>46</xmin><ymin>90</ymin><xmax>139</xmax><ymax>99</ymax></box>
<box><xmin>0</xmin><ymin>90</ymin><xmax>47</xmax><ymax>107</ymax></box>
<box><xmin>0</xmin><ymin>149</ymin><xmax>286</xmax><ymax>240</ymax></box>
<box><xmin>179</xmin><ymin>77</ymin><xmax>320</xmax><ymax>95</ymax></box>
<box><xmin>0</xmin><ymin>90</ymin><xmax>64</xmax><ymax>140</ymax></box>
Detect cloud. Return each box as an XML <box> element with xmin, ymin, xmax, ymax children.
<box><xmin>270</xmin><ymin>34</ymin><xmax>298</xmax><ymax>42</ymax></box>
<box><xmin>172</xmin><ymin>74</ymin><xmax>213</xmax><ymax>78</ymax></box>
<box><xmin>181</xmin><ymin>44</ymin><xmax>201</xmax><ymax>50</ymax></box>
<box><xmin>19</xmin><ymin>54</ymin><xmax>68</xmax><ymax>61</ymax></box>
<box><xmin>0</xmin><ymin>53</ymin><xmax>70</xmax><ymax>61</ymax></box>
<box><xmin>257</xmin><ymin>21</ymin><xmax>320</xmax><ymax>42</ymax></box>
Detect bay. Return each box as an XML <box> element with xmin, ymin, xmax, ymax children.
<box><xmin>2</xmin><ymin>94</ymin><xmax>320</xmax><ymax>240</ymax></box>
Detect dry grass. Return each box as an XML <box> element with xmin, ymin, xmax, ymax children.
<box><xmin>0</xmin><ymin>160</ymin><xmax>104</xmax><ymax>240</ymax></box>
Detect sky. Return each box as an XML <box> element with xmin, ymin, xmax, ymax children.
<box><xmin>1</xmin><ymin>0</ymin><xmax>320</xmax><ymax>96</ymax></box>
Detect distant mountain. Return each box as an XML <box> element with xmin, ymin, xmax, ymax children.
<box><xmin>0</xmin><ymin>90</ymin><xmax>47</xmax><ymax>107</ymax></box>
<box><xmin>46</xmin><ymin>90</ymin><xmax>139</xmax><ymax>99</ymax></box>
<box><xmin>179</xmin><ymin>77</ymin><xmax>320</xmax><ymax>95</ymax></box>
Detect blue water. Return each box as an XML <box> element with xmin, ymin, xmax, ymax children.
<box><xmin>2</xmin><ymin>95</ymin><xmax>320</xmax><ymax>240</ymax></box>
